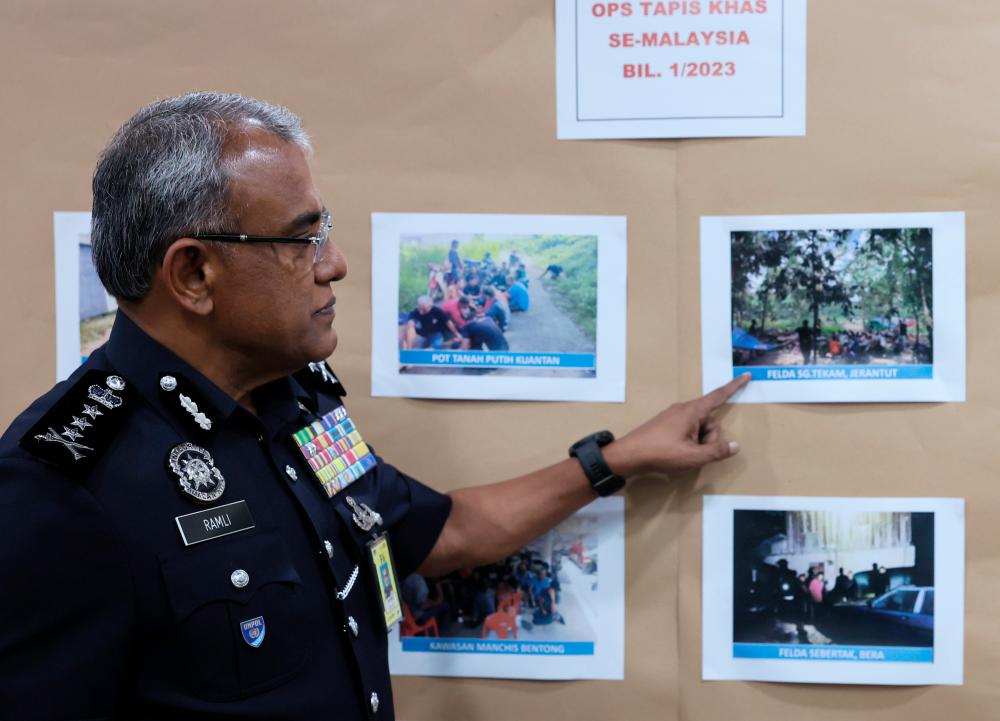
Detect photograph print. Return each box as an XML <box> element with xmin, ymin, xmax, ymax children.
<box><xmin>701</xmin><ymin>212</ymin><xmax>965</xmax><ymax>403</ymax></box>
<box><xmin>372</xmin><ymin>213</ymin><xmax>626</xmax><ymax>402</ymax></box>
<box><xmin>55</xmin><ymin>212</ymin><xmax>118</xmax><ymax>380</ymax></box>
<box><xmin>703</xmin><ymin>495</ymin><xmax>965</xmax><ymax>686</ymax></box>
<box><xmin>388</xmin><ymin>496</ymin><xmax>624</xmax><ymax>680</ymax></box>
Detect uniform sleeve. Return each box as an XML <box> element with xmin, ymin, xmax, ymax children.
<box><xmin>0</xmin><ymin>457</ymin><xmax>134</xmax><ymax>720</ymax></box>
<box><xmin>370</xmin><ymin>457</ymin><xmax>452</xmax><ymax>579</ymax></box>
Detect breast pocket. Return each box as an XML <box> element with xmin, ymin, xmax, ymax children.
<box><xmin>158</xmin><ymin>530</ymin><xmax>308</xmax><ymax>701</ymax></box>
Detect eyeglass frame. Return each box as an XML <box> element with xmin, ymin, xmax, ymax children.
<box><xmin>192</xmin><ymin>208</ymin><xmax>333</xmax><ymax>264</ymax></box>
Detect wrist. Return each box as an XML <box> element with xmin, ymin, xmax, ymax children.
<box><xmin>602</xmin><ymin>438</ymin><xmax>640</xmax><ymax>479</ymax></box>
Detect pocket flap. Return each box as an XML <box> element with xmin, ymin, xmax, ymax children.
<box><xmin>159</xmin><ymin>530</ymin><xmax>303</xmax><ymax>621</ymax></box>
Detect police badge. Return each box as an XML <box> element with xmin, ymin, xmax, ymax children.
<box><xmin>168</xmin><ymin>442</ymin><xmax>226</xmax><ymax>504</ymax></box>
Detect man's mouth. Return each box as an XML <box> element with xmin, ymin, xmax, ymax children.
<box><xmin>314</xmin><ymin>297</ymin><xmax>336</xmax><ymax>316</ymax></box>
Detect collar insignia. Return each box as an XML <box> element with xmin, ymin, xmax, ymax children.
<box><xmin>159</xmin><ymin>373</ymin><xmax>218</xmax><ymax>438</ymax></box>
<box><xmin>293</xmin><ymin>360</ymin><xmax>347</xmax><ymax>397</ymax></box>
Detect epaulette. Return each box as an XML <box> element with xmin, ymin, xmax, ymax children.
<box><xmin>18</xmin><ymin>369</ymin><xmax>135</xmax><ymax>476</ymax></box>
<box><xmin>156</xmin><ymin>372</ymin><xmax>218</xmax><ymax>442</ymax></box>
<box><xmin>293</xmin><ymin>361</ymin><xmax>347</xmax><ymax>397</ymax></box>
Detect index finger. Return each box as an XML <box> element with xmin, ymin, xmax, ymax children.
<box><xmin>697</xmin><ymin>373</ymin><xmax>751</xmax><ymax>413</ymax></box>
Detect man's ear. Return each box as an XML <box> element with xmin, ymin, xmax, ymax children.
<box><xmin>159</xmin><ymin>238</ymin><xmax>221</xmax><ymax>316</ymax></box>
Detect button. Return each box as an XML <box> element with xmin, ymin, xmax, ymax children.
<box><xmin>159</xmin><ymin>375</ymin><xmax>178</xmax><ymax>392</ymax></box>
<box><xmin>370</xmin><ymin>692</ymin><xmax>379</xmax><ymax>713</ymax></box>
<box><xmin>106</xmin><ymin>375</ymin><xmax>126</xmax><ymax>391</ymax></box>
<box><xmin>285</xmin><ymin>465</ymin><xmax>298</xmax><ymax>481</ymax></box>
<box><xmin>347</xmin><ymin>616</ymin><xmax>359</xmax><ymax>637</ymax></box>
<box><xmin>230</xmin><ymin>569</ymin><xmax>250</xmax><ymax>588</ymax></box>
<box><xmin>324</xmin><ymin>540</ymin><xmax>334</xmax><ymax>558</ymax></box>
<box><xmin>256</xmin><ymin>434</ymin><xmax>264</xmax><ymax>443</ymax></box>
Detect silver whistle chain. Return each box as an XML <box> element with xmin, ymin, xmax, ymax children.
<box><xmin>336</xmin><ymin>564</ymin><xmax>360</xmax><ymax>601</ymax></box>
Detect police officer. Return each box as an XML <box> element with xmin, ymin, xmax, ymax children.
<box><xmin>0</xmin><ymin>93</ymin><xmax>748</xmax><ymax>720</ymax></box>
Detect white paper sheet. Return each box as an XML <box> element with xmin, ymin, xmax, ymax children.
<box><xmin>555</xmin><ymin>0</ymin><xmax>807</xmax><ymax>139</ymax></box>
<box><xmin>54</xmin><ymin>212</ymin><xmax>117</xmax><ymax>381</ymax></box>
<box><xmin>701</xmin><ymin>212</ymin><xmax>966</xmax><ymax>403</ymax></box>
<box><xmin>371</xmin><ymin>212</ymin><xmax>627</xmax><ymax>402</ymax></box>
<box><xmin>702</xmin><ymin>495</ymin><xmax>964</xmax><ymax>685</ymax></box>
<box><xmin>388</xmin><ymin>497</ymin><xmax>624</xmax><ymax>680</ymax></box>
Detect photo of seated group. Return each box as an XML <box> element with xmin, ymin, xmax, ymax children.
<box><xmin>397</xmin><ymin>233</ymin><xmax>597</xmax><ymax>378</ymax></box>
<box><xmin>703</xmin><ymin>495</ymin><xmax>964</xmax><ymax>686</ymax></box>
<box><xmin>700</xmin><ymin>212</ymin><xmax>965</xmax><ymax>403</ymax></box>
<box><xmin>731</xmin><ymin>226</ymin><xmax>933</xmax><ymax>379</ymax></box>
<box><xmin>388</xmin><ymin>497</ymin><xmax>624</xmax><ymax>680</ymax></box>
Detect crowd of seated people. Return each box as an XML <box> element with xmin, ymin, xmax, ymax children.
<box><xmin>401</xmin><ymin>244</ymin><xmax>533</xmax><ymax>353</ymax></box>
<box><xmin>400</xmin><ymin>550</ymin><xmax>566</xmax><ymax>638</ymax></box>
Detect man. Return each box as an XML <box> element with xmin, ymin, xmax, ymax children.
<box><xmin>0</xmin><ymin>93</ymin><xmax>748</xmax><ymax>720</ymax></box>
<box><xmin>796</xmin><ymin>319</ymin><xmax>813</xmax><ymax>364</ymax></box>
<box><xmin>461</xmin><ymin>316</ymin><xmax>509</xmax><ymax>352</ymax></box>
<box><xmin>402</xmin><ymin>295</ymin><xmax>459</xmax><ymax>350</ymax></box>
<box><xmin>507</xmin><ymin>274</ymin><xmax>530</xmax><ymax>312</ymax></box>
<box><xmin>447</xmin><ymin>239</ymin><xmax>462</xmax><ymax>277</ymax></box>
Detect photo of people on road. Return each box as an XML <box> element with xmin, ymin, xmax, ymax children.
<box><xmin>397</xmin><ymin>233</ymin><xmax>597</xmax><ymax>378</ymax></box>
<box><xmin>703</xmin><ymin>495</ymin><xmax>965</xmax><ymax>685</ymax></box>
<box><xmin>388</xmin><ymin>497</ymin><xmax>624</xmax><ymax>680</ymax></box>
<box><xmin>372</xmin><ymin>213</ymin><xmax>627</xmax><ymax>402</ymax></box>
<box><xmin>701</xmin><ymin>212</ymin><xmax>965</xmax><ymax>403</ymax></box>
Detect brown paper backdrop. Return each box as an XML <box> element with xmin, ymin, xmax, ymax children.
<box><xmin>0</xmin><ymin>1</ymin><xmax>994</xmax><ymax>719</ymax></box>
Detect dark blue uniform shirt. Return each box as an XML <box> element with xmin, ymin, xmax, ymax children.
<box><xmin>0</xmin><ymin>313</ymin><xmax>452</xmax><ymax>720</ymax></box>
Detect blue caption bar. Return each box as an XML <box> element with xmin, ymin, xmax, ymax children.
<box><xmin>734</xmin><ymin>365</ymin><xmax>933</xmax><ymax>381</ymax></box>
<box><xmin>733</xmin><ymin>643</ymin><xmax>933</xmax><ymax>663</ymax></box>
<box><xmin>401</xmin><ymin>637</ymin><xmax>595</xmax><ymax>656</ymax></box>
<box><xmin>400</xmin><ymin>350</ymin><xmax>596</xmax><ymax>369</ymax></box>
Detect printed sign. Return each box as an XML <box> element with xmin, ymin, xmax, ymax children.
<box><xmin>556</xmin><ymin>0</ymin><xmax>806</xmax><ymax>139</ymax></box>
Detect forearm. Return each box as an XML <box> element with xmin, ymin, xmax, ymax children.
<box><xmin>419</xmin><ymin>440</ymin><xmax>638</xmax><ymax>576</ymax></box>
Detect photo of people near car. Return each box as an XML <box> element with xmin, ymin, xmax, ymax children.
<box><xmin>701</xmin><ymin>212</ymin><xmax>965</xmax><ymax>403</ymax></box>
<box><xmin>389</xmin><ymin>497</ymin><xmax>624</xmax><ymax>680</ymax></box>
<box><xmin>702</xmin><ymin>495</ymin><xmax>964</xmax><ymax>685</ymax></box>
<box><xmin>731</xmin><ymin>509</ymin><xmax>934</xmax><ymax>653</ymax></box>
<box><xmin>396</xmin><ymin>233</ymin><xmax>597</xmax><ymax>378</ymax></box>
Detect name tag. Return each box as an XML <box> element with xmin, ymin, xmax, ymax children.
<box><xmin>367</xmin><ymin>533</ymin><xmax>403</xmax><ymax>630</ymax></box>
<box><xmin>175</xmin><ymin>500</ymin><xmax>255</xmax><ymax>546</ymax></box>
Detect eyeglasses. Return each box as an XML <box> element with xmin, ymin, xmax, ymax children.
<box><xmin>193</xmin><ymin>209</ymin><xmax>333</xmax><ymax>264</ymax></box>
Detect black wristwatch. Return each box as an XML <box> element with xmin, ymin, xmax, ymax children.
<box><xmin>569</xmin><ymin>430</ymin><xmax>625</xmax><ymax>497</ymax></box>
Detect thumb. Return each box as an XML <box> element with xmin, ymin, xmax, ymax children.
<box><xmin>700</xmin><ymin>437</ymin><xmax>740</xmax><ymax>463</ymax></box>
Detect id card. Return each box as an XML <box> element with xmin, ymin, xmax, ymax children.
<box><xmin>367</xmin><ymin>533</ymin><xmax>403</xmax><ymax>630</ymax></box>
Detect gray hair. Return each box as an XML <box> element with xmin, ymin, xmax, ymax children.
<box><xmin>91</xmin><ymin>91</ymin><xmax>312</xmax><ymax>301</ymax></box>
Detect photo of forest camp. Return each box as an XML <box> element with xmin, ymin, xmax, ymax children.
<box><xmin>732</xmin><ymin>510</ymin><xmax>935</xmax><ymax>651</ymax></box>
<box><xmin>397</xmin><ymin>511</ymin><xmax>600</xmax><ymax>644</ymax></box>
<box><xmin>730</xmin><ymin>228</ymin><xmax>933</xmax><ymax>369</ymax></box>
<box><xmin>397</xmin><ymin>232</ymin><xmax>597</xmax><ymax>377</ymax></box>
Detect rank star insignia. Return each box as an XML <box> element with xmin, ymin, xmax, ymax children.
<box><xmin>60</xmin><ymin>426</ymin><xmax>84</xmax><ymax>441</ymax></box>
<box><xmin>69</xmin><ymin>415</ymin><xmax>92</xmax><ymax>431</ymax></box>
<box><xmin>81</xmin><ymin>404</ymin><xmax>103</xmax><ymax>419</ymax></box>
<box><xmin>168</xmin><ymin>442</ymin><xmax>226</xmax><ymax>504</ymax></box>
